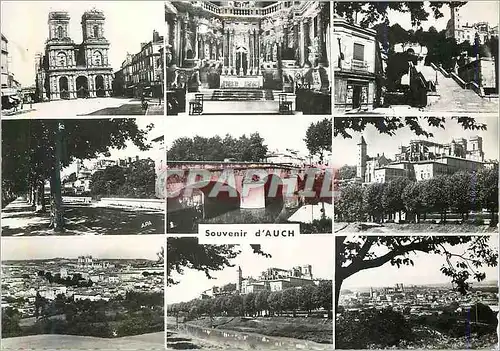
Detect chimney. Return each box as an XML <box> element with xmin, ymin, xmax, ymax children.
<box><xmin>136</xmin><ymin>155</ymin><xmax>139</xmax><ymax>161</ymax></box>
<box><xmin>153</xmin><ymin>30</ymin><xmax>160</xmax><ymax>43</ymax></box>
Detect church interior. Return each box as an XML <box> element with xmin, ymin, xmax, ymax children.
<box><xmin>165</xmin><ymin>1</ymin><xmax>331</xmax><ymax>115</ymax></box>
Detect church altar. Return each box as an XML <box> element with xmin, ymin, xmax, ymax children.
<box><xmin>220</xmin><ymin>75</ymin><xmax>263</xmax><ymax>88</ymax></box>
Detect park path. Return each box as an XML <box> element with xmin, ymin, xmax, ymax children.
<box><xmin>1</xmin><ymin>197</ymin><xmax>164</xmax><ymax>236</ymax></box>
<box><xmin>419</xmin><ymin>65</ymin><xmax>498</xmax><ymax>112</ymax></box>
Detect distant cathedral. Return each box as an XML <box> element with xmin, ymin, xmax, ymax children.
<box><xmin>445</xmin><ymin>5</ymin><xmax>497</xmax><ymax>45</ymax></box>
<box><xmin>35</xmin><ymin>9</ymin><xmax>114</xmax><ymax>101</ymax></box>
<box><xmin>356</xmin><ymin>135</ymin><xmax>487</xmax><ymax>184</ymax></box>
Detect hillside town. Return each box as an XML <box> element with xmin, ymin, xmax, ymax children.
<box><xmin>339</xmin><ymin>284</ymin><xmax>499</xmax><ymax>316</ymax></box>
<box><xmin>1</xmin><ymin>256</ymin><xmax>164</xmax><ymax>319</ymax></box>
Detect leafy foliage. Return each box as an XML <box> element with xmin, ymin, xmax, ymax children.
<box><xmin>167</xmin><ymin>133</ymin><xmax>268</xmax><ymax>162</ymax></box>
<box><xmin>334</xmin><ymin>116</ymin><xmax>486</xmax><ymax>139</ymax></box>
<box><xmin>335</xmin><ymin>236</ymin><xmax>498</xmax><ymax>308</ymax></box>
<box><xmin>303</xmin><ymin>118</ymin><xmax>332</xmax><ymax>164</ymax></box>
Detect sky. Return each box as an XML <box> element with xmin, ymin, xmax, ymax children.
<box><xmin>341</xmin><ymin>236</ymin><xmax>499</xmax><ymax>289</ymax></box>
<box><xmin>61</xmin><ymin>116</ymin><xmax>165</xmax><ymax>178</ymax></box>
<box><xmin>333</xmin><ymin>116</ymin><xmax>499</xmax><ymax>169</ymax></box>
<box><xmin>167</xmin><ymin>235</ymin><xmax>334</xmax><ymax>304</ymax></box>
<box><xmin>1</xmin><ymin>234</ymin><xmax>165</xmax><ymax>260</ymax></box>
<box><xmin>165</xmin><ymin>115</ymin><xmax>328</xmax><ymax>158</ymax></box>
<box><xmin>384</xmin><ymin>1</ymin><xmax>499</xmax><ymax>31</ymax></box>
<box><xmin>1</xmin><ymin>1</ymin><xmax>165</xmax><ymax>87</ymax></box>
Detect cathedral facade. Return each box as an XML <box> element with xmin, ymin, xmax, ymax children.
<box><xmin>165</xmin><ymin>1</ymin><xmax>331</xmax><ymax>91</ymax></box>
<box><xmin>35</xmin><ymin>9</ymin><xmax>114</xmax><ymax>101</ymax></box>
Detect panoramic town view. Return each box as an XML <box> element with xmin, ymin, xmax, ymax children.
<box><xmin>167</xmin><ymin>236</ymin><xmax>333</xmax><ymax>350</ymax></box>
<box><xmin>335</xmin><ymin>235</ymin><xmax>499</xmax><ymax>349</ymax></box>
<box><xmin>1</xmin><ymin>1</ymin><xmax>499</xmax><ymax>351</ymax></box>
<box><xmin>1</xmin><ymin>1</ymin><xmax>164</xmax><ymax>117</ymax></box>
<box><xmin>334</xmin><ymin>1</ymin><xmax>499</xmax><ymax>114</ymax></box>
<box><xmin>166</xmin><ymin>115</ymin><xmax>332</xmax><ymax>234</ymax></box>
<box><xmin>334</xmin><ymin>116</ymin><xmax>499</xmax><ymax>233</ymax></box>
<box><xmin>1</xmin><ymin>117</ymin><xmax>166</xmax><ymax>235</ymax></box>
<box><xmin>165</xmin><ymin>0</ymin><xmax>332</xmax><ymax>115</ymax></box>
<box><xmin>1</xmin><ymin>235</ymin><xmax>165</xmax><ymax>349</ymax></box>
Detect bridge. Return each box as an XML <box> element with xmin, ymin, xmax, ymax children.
<box><xmin>166</xmin><ymin>160</ymin><xmax>331</xmax><ymax>220</ymax></box>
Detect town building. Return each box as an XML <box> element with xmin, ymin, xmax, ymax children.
<box><xmin>165</xmin><ymin>0</ymin><xmax>331</xmax><ymax>115</ymax></box>
<box><xmin>1</xmin><ymin>33</ymin><xmax>23</xmax><ymax>109</ymax></box>
<box><xmin>238</xmin><ymin>265</ymin><xmax>316</xmax><ymax>294</ymax></box>
<box><xmin>333</xmin><ymin>16</ymin><xmax>384</xmax><ymax>113</ymax></box>
<box><xmin>446</xmin><ymin>6</ymin><xmax>497</xmax><ymax>45</ymax></box>
<box><xmin>35</xmin><ymin>9</ymin><xmax>114</xmax><ymax>101</ymax></box>
<box><xmin>113</xmin><ymin>31</ymin><xmax>164</xmax><ymax>98</ymax></box>
<box><xmin>1</xmin><ymin>33</ymin><xmax>8</xmax><ymax>89</ymax></box>
<box><xmin>356</xmin><ymin>135</ymin><xmax>488</xmax><ymax>184</ymax></box>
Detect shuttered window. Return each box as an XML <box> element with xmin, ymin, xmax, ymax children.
<box><xmin>353</xmin><ymin>43</ymin><xmax>364</xmax><ymax>61</ymax></box>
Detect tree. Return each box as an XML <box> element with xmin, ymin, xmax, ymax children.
<box><xmin>267</xmin><ymin>291</ymin><xmax>283</xmax><ymax>316</ymax></box>
<box><xmin>304</xmin><ymin>118</ymin><xmax>332</xmax><ymax>164</ymax></box>
<box><xmin>313</xmin><ymin>280</ymin><xmax>333</xmax><ymax>315</ymax></box>
<box><xmin>1</xmin><ymin>119</ymin><xmax>152</xmax><ymax>231</ymax></box>
<box><xmin>334</xmin><ymin>2</ymin><xmax>467</xmax><ymax>28</ymax></box>
<box><xmin>334</xmin><ymin>116</ymin><xmax>486</xmax><ymax>139</ymax></box>
<box><xmin>90</xmin><ymin>165</ymin><xmax>126</xmax><ymax>196</ymax></box>
<box><xmin>281</xmin><ymin>288</ymin><xmax>298</xmax><ymax>315</ymax></box>
<box><xmin>118</xmin><ymin>158</ymin><xmax>156</xmax><ymax>198</ymax></box>
<box><xmin>167</xmin><ymin>238</ymin><xmax>239</xmax><ymax>285</ymax></box>
<box><xmin>335</xmin><ymin>165</ymin><xmax>357</xmax><ymax>180</ymax></box>
<box><xmin>167</xmin><ymin>133</ymin><xmax>268</xmax><ymax>162</ymax></box>
<box><xmin>382</xmin><ymin>177</ymin><xmax>412</xmax><ymax>221</ymax></box>
<box><xmin>335</xmin><ymin>183</ymin><xmax>364</xmax><ymax>222</ymax></box>
<box><xmin>402</xmin><ymin>181</ymin><xmax>426</xmax><ymax>222</ymax></box>
<box><xmin>254</xmin><ymin>290</ymin><xmax>270</xmax><ymax>316</ymax></box>
<box><xmin>363</xmin><ymin>182</ymin><xmax>385</xmax><ymax>223</ymax></box>
<box><xmin>476</xmin><ymin>167</ymin><xmax>499</xmax><ymax>225</ymax></box>
<box><xmin>335</xmin><ymin>236</ymin><xmax>498</xmax><ymax>310</ymax></box>
<box><xmin>297</xmin><ymin>285</ymin><xmax>316</xmax><ymax>313</ymax></box>
<box><xmin>243</xmin><ymin>292</ymin><xmax>256</xmax><ymax>317</ymax></box>
<box><xmin>167</xmin><ymin>238</ymin><xmax>271</xmax><ymax>285</ymax></box>
<box><xmin>447</xmin><ymin>171</ymin><xmax>474</xmax><ymax>220</ymax></box>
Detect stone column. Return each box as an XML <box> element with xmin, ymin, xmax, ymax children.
<box><xmin>229</xmin><ymin>30</ymin><xmax>233</xmax><ymax>73</ymax></box>
<box><xmin>183</xmin><ymin>18</ymin><xmax>188</xmax><ymax>65</ymax></box>
<box><xmin>70</xmin><ymin>75</ymin><xmax>76</xmax><ymax>99</ymax></box>
<box><xmin>89</xmin><ymin>74</ymin><xmax>96</xmax><ymax>97</ymax></box>
<box><xmin>194</xmin><ymin>21</ymin><xmax>199</xmax><ymax>59</ymax></box>
<box><xmin>317</xmin><ymin>12</ymin><xmax>324</xmax><ymax>65</ymax></box>
<box><xmin>223</xmin><ymin>29</ymin><xmax>228</xmax><ymax>67</ymax></box>
<box><xmin>300</xmin><ymin>19</ymin><xmax>305</xmax><ymax>66</ymax></box>
<box><xmin>248</xmin><ymin>29</ymin><xmax>253</xmax><ymax>73</ymax></box>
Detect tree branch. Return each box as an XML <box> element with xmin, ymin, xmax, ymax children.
<box><xmin>341</xmin><ymin>240</ymin><xmax>434</xmax><ymax>279</ymax></box>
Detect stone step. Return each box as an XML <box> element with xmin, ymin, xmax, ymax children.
<box><xmin>211</xmin><ymin>89</ymin><xmax>274</xmax><ymax>101</ymax></box>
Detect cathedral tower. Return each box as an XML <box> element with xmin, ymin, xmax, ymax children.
<box><xmin>48</xmin><ymin>11</ymin><xmax>71</xmax><ymax>41</ymax></box>
<box><xmin>357</xmin><ymin>136</ymin><xmax>367</xmax><ymax>181</ymax></box>
<box><xmin>236</xmin><ymin>266</ymin><xmax>242</xmax><ymax>293</ymax></box>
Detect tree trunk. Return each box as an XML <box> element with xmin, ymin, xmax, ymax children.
<box><xmin>51</xmin><ymin>122</ymin><xmax>65</xmax><ymax>232</ymax></box>
<box><xmin>335</xmin><ymin>278</ymin><xmax>342</xmax><ymax>313</ymax></box>
<box><xmin>50</xmin><ymin>173</ymin><xmax>64</xmax><ymax>232</ymax></box>
<box><xmin>36</xmin><ymin>181</ymin><xmax>46</xmax><ymax>213</ymax></box>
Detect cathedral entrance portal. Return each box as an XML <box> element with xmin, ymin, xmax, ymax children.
<box><xmin>95</xmin><ymin>75</ymin><xmax>105</xmax><ymax>97</ymax></box>
<box><xmin>59</xmin><ymin>76</ymin><xmax>70</xmax><ymax>99</ymax></box>
<box><xmin>76</xmin><ymin>76</ymin><xmax>89</xmax><ymax>98</ymax></box>
<box><xmin>235</xmin><ymin>47</ymin><xmax>248</xmax><ymax>76</ymax></box>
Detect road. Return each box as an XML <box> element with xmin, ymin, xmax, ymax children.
<box><xmin>1</xmin><ymin>97</ymin><xmax>163</xmax><ymax>117</ymax></box>
<box><xmin>1</xmin><ymin>198</ymin><xmax>164</xmax><ymax>236</ymax></box>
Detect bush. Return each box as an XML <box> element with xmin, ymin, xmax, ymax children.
<box><xmin>336</xmin><ymin>308</ymin><xmax>413</xmax><ymax>349</ymax></box>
